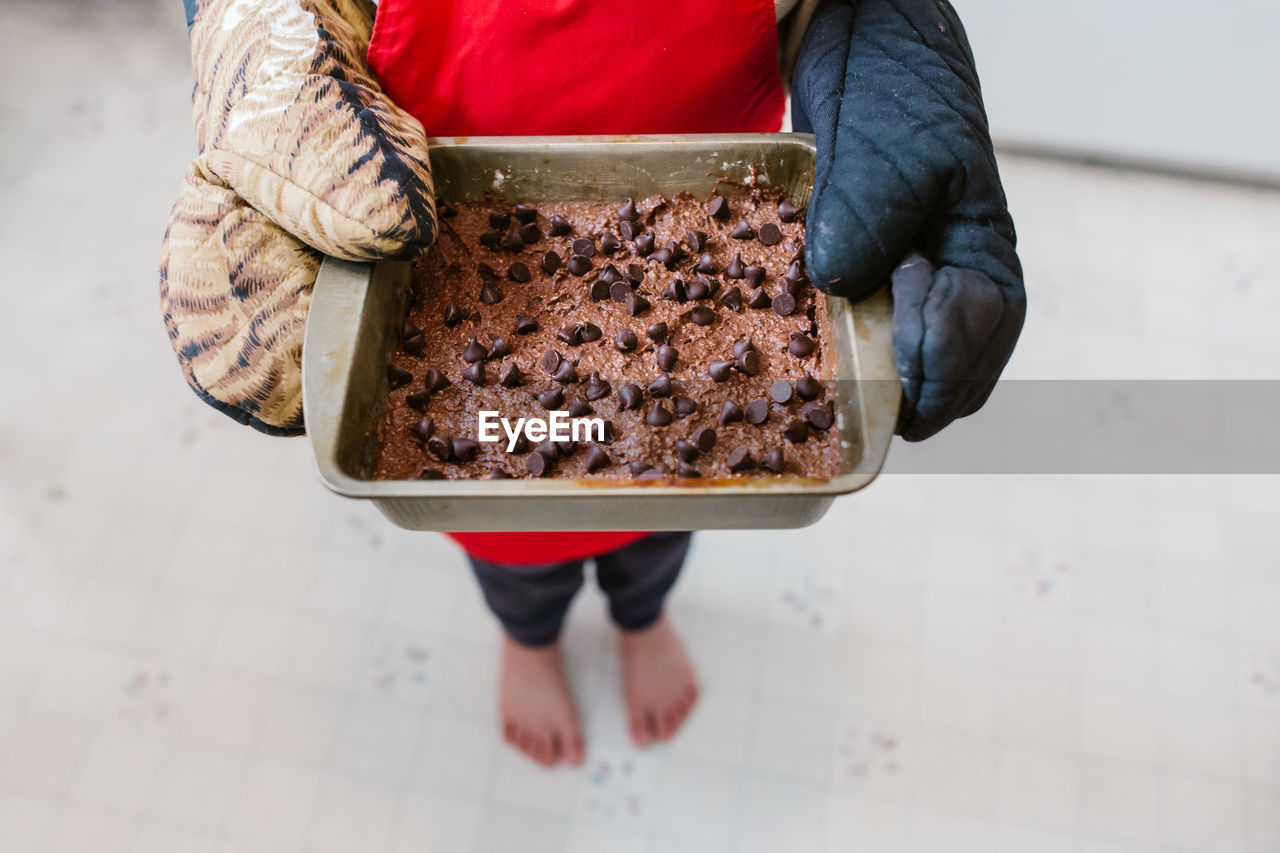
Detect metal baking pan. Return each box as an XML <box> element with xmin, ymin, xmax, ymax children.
<box><xmin>302</xmin><ymin>134</ymin><xmax>898</xmax><ymax>531</ymax></box>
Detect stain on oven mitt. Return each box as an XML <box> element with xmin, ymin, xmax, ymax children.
<box><xmin>160</xmin><ymin>0</ymin><xmax>437</xmax><ymax>434</ymax></box>
<box><xmin>791</xmin><ymin>0</ymin><xmax>1026</xmax><ymax>441</ymax></box>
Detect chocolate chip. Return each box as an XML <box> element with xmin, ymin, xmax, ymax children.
<box><xmin>626</xmin><ymin>263</ymin><xmax>645</xmax><ymax>284</ymax></box>
<box><xmin>487</xmin><ymin>338</ymin><xmax>510</xmax><ymax>360</ymax></box>
<box><xmin>730</xmin><ymin>220</ymin><xmax>754</xmax><ymax>240</ymax></box>
<box><xmin>618</xmin><ymin>383</ymin><xmax>643</xmax><ymax>410</ymax></box>
<box><xmin>745</xmin><ymin>399</ymin><xmax>769</xmax><ymax>424</ymax></box>
<box><xmin>646</xmin><ymin>403</ymin><xmax>673</xmax><ymax>426</ymax></box>
<box><xmin>591</xmin><ymin>279</ymin><xmax>612</xmax><ymax>301</ymax></box>
<box><xmin>408</xmin><ymin>417</ymin><xmax>433</xmax><ymax>443</ymax></box>
<box><xmin>600</xmin><ymin>420</ymin><xmax>616</xmax><ymax>443</ymax></box>
<box><xmin>761</xmin><ymin>448</ymin><xmax>785</xmax><ymax>473</ymax></box>
<box><xmin>662</xmin><ymin>280</ymin><xmax>687</xmax><ymax>302</ymax></box>
<box><xmin>625</xmin><ymin>291</ymin><xmax>650</xmax><ymax>316</ymax></box>
<box><xmin>579</xmin><ymin>322</ymin><xmax>602</xmax><ymax>342</ymax></box>
<box><xmin>534</xmin><ymin>440</ymin><xmax>558</xmax><ymax>459</ymax></box>
<box><xmin>617</xmin><ymin>197</ymin><xmax>639</xmax><ymax>221</ymax></box>
<box><xmin>571</xmin><ymin>237</ymin><xmax>595</xmax><ymax>258</ymax></box>
<box><xmin>758</xmin><ymin>223</ymin><xmax>782</xmax><ymax>246</ymax></box>
<box><xmin>784</xmin><ymin>259</ymin><xmax>805</xmax><ymax>283</ymax></box>
<box><xmin>768</xmin><ymin>291</ymin><xmax>796</xmax><ymax>317</ymax></box>
<box><xmin>744</xmin><ymin>265</ymin><xmax>766</xmax><ymax>287</ymax></box>
<box><xmin>718</xmin><ymin>286</ymin><xmax>743</xmax><ymax>311</ymax></box>
<box><xmin>557</xmin><ymin>325</ymin><xmax>582</xmax><ymax>346</ymax></box>
<box><xmin>688</xmin><ymin>306</ymin><xmax>715</xmax><ymax>326</ymax></box>
<box><xmin>709</xmin><ymin>195</ymin><xmax>730</xmax><ymax>220</ymax></box>
<box><xmin>690</xmin><ymin>427</ymin><xmax>716</xmax><ymax>453</ymax></box>
<box><xmin>405</xmin><ymin>392</ymin><xmax>430</xmax><ymax>412</ymax></box>
<box><xmin>519</xmin><ymin>223</ymin><xmax>542</xmax><ymax>244</ymax></box>
<box><xmin>443</xmin><ymin>302</ymin><xmax>465</xmax><ymax>327</ymax></box>
<box><xmin>601</xmin><ymin>232</ymin><xmax>622</xmax><ymax>254</ymax></box>
<box><xmin>788</xmin><ymin>333</ymin><xmax>815</xmax><ymax>357</ymax></box>
<box><xmin>647</xmin><ymin>373</ymin><xmax>672</xmax><ymax>397</ymax></box>
<box><xmin>747</xmin><ymin>287</ymin><xmax>772</xmax><ymax>309</ymax></box>
<box><xmin>403</xmin><ymin>318</ymin><xmax>422</xmax><ymax>341</ymax></box>
<box><xmin>708</xmin><ymin>360</ymin><xmax>733</xmax><ymax>382</ymax></box>
<box><xmin>461</xmin><ymin>361</ymin><xmax>485</xmax><ymax>386</ymax></box>
<box><xmin>770</xmin><ymin>379</ymin><xmax>793</xmax><ymax>404</ymax></box>
<box><xmin>676</xmin><ymin>462</ymin><xmax>701</xmax><ymax>479</ymax></box>
<box><xmin>567</xmin><ymin>255</ymin><xmax>591</xmax><ymax>276</ymax></box>
<box><xmin>689</xmin><ymin>255</ymin><xmax>713</xmax><ymax>277</ymax></box>
<box><xmin>586</xmin><ymin>445</ymin><xmax>611</xmax><ymax>472</ymax></box>
<box><xmin>638</xmin><ymin>467</ymin><xmax>665</xmax><ymax>479</ymax></box>
<box><xmin>403</xmin><ymin>335</ymin><xmax>427</xmax><ymax>357</ymax></box>
<box><xmin>650</xmin><ymin>247</ymin><xmax>674</xmax><ymax>268</ymax></box>
<box><xmin>548</xmin><ymin>214</ymin><xmax>571</xmax><ymax>236</ymax></box>
<box><xmin>783</xmin><ymin>418</ymin><xmax>808</xmax><ymax>443</ymax></box>
<box><xmin>552</xmin><ymin>360</ymin><xmax>578</xmax><ymax>383</ymax></box>
<box><xmin>560</xmin><ymin>440</ymin><xmax>580</xmax><ymax>458</ymax></box>
<box><xmin>509</xmin><ymin>433</ymin><xmax>529</xmax><ymax>454</ymax></box>
<box><xmin>600</xmin><ymin>264</ymin><xmax>622</xmax><ymax>285</ymax></box>
<box><xmin>796</xmin><ymin>371</ymin><xmax>821</xmax><ymax>400</ymax></box>
<box><xmin>619</xmin><ymin>220</ymin><xmax>641</xmax><ymax>241</ymax></box>
<box><xmin>489</xmin><ymin>212</ymin><xmax>511</xmax><ymax>229</ymax></box>
<box><xmin>538</xmin><ymin>387</ymin><xmax>564</xmax><ymax>410</ymax></box>
<box><xmin>526</xmin><ymin>451</ymin><xmax>550</xmax><ymax>477</ymax></box>
<box><xmin>610</xmin><ymin>280</ymin><xmax>632</xmax><ymax>302</ymax></box>
<box><xmin>672</xmin><ymin>396</ymin><xmax>697</xmax><ymax>418</ymax></box>
<box><xmin>629</xmin><ymin>461</ymin><xmax>652</xmax><ymax>476</ymax></box>
<box><xmin>686</xmin><ymin>230</ymin><xmax>709</xmax><ymax>252</ymax></box>
<box><xmin>424</xmin><ymin>368</ymin><xmax>451</xmax><ymax>392</ymax></box>
<box><xmin>462</xmin><ymin>338</ymin><xmax>486</xmax><ymax>363</ymax></box>
<box><xmin>736</xmin><ymin>349</ymin><xmax>761</xmax><ymax>376</ymax></box>
<box><xmin>727</xmin><ymin>447</ymin><xmax>756</xmax><ymax>472</ymax></box>
<box><xmin>686</xmin><ymin>278</ymin><xmax>711</xmax><ymax>300</ymax></box>
<box><xmin>451</xmin><ymin>437</ymin><xmax>479</xmax><ymax>462</ymax></box>
<box><xmin>777</xmin><ymin>199</ymin><xmax>801</xmax><ymax>222</ymax></box>
<box><xmin>417</xmin><ymin>467</ymin><xmax>446</xmax><ymax>480</ymax></box>
<box><xmin>480</xmin><ymin>281</ymin><xmax>504</xmax><ymax>304</ymax></box>
<box><xmin>541</xmin><ymin>251</ymin><xmax>562</xmax><ymax>275</ymax></box>
<box><xmin>500</xmin><ymin>363</ymin><xmax>524</xmax><ymax>387</ymax></box>
<box><xmin>634</xmin><ymin>233</ymin><xmax>655</xmax><ymax>256</ymax></box>
<box><xmin>614</xmin><ymin>329</ymin><xmax>638</xmax><ymax>352</ymax></box>
<box><xmin>646</xmin><ymin>322</ymin><xmax>668</xmax><ymax>343</ymax></box>
<box><xmin>666</xmin><ymin>240</ymin><xmax>687</xmax><ymax>264</ymax></box>
<box><xmin>655</xmin><ymin>345</ymin><xmax>678</xmax><ymax>371</ymax></box>
<box><xmin>479</xmin><ymin>230</ymin><xmax>502</xmax><ymax>251</ymax></box>
<box><xmin>487</xmin><ymin>468</ymin><xmax>511</xmax><ymax>479</ymax></box>
<box><xmin>541</xmin><ymin>350</ymin><xmax>562</xmax><ymax>374</ymax></box>
<box><xmin>427</xmin><ymin>435</ymin><xmax>452</xmax><ymax>461</ymax></box>
<box><xmin>585</xmin><ymin>372</ymin><xmax>611</xmax><ymax>400</ymax></box>
<box><xmin>720</xmin><ymin>399</ymin><xmax>744</xmax><ymax>424</ymax></box>
<box><xmin>513</xmin><ymin>313</ymin><xmax>539</xmax><ymax>334</ymax></box>
<box><xmin>387</xmin><ymin>364</ymin><xmax>413</xmax><ymax>390</ymax></box>
<box><xmin>568</xmin><ymin>398</ymin><xmax>593</xmax><ymax>418</ymax></box>
<box><xmin>802</xmin><ymin>400</ymin><xmax>835</xmax><ymax>430</ymax></box>
<box><xmin>674</xmin><ymin>440</ymin><xmax>699</xmax><ymax>463</ymax></box>
<box><xmin>500</xmin><ymin>232</ymin><xmax>525</xmax><ymax>252</ymax></box>
<box><xmin>726</xmin><ymin>252</ymin><xmax>745</xmax><ymax>279</ymax></box>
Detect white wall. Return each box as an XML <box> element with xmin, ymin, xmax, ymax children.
<box><xmin>953</xmin><ymin>0</ymin><xmax>1280</xmax><ymax>181</ymax></box>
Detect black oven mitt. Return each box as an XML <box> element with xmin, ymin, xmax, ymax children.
<box><xmin>791</xmin><ymin>0</ymin><xmax>1026</xmax><ymax>441</ymax></box>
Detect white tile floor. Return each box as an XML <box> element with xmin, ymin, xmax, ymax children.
<box><xmin>2</xmin><ymin>1</ymin><xmax>1278</xmax><ymax>851</ymax></box>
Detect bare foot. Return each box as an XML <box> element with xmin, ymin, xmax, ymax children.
<box><xmin>498</xmin><ymin>636</ymin><xmax>584</xmax><ymax>767</ymax></box>
<box><xmin>620</xmin><ymin>615</ymin><xmax>699</xmax><ymax>747</ymax></box>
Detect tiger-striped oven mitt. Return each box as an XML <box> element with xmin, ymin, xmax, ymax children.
<box><xmin>160</xmin><ymin>0</ymin><xmax>437</xmax><ymax>434</ymax></box>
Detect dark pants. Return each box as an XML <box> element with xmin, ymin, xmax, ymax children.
<box><xmin>468</xmin><ymin>532</ymin><xmax>692</xmax><ymax>647</ymax></box>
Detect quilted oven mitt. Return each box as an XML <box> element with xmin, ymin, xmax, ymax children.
<box><xmin>160</xmin><ymin>0</ymin><xmax>437</xmax><ymax>434</ymax></box>
<box><xmin>792</xmin><ymin>0</ymin><xmax>1026</xmax><ymax>441</ymax></box>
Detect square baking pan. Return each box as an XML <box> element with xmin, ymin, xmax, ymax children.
<box><xmin>302</xmin><ymin>134</ymin><xmax>899</xmax><ymax>531</ymax></box>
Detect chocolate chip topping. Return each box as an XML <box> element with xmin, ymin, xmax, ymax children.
<box><xmin>758</xmin><ymin>223</ymin><xmax>782</xmax><ymax>246</ymax></box>
<box><xmin>487</xmin><ymin>338</ymin><xmax>510</xmax><ymax>360</ymax></box>
<box><xmin>489</xmin><ymin>212</ymin><xmax>510</xmax><ymax>229</ymax></box>
<box><xmin>462</xmin><ymin>338</ymin><xmax>486</xmax><ymax>363</ymax></box>
<box><xmin>513</xmin><ymin>204</ymin><xmax>537</xmax><ymax>223</ymax></box>
<box><xmin>796</xmin><ymin>372</ymin><xmax>821</xmax><ymax>400</ymax></box>
<box><xmin>708</xmin><ymin>194</ymin><xmax>730</xmax><ymax>220</ymax></box>
<box><xmin>646</xmin><ymin>322</ymin><xmax>668</xmax><ymax>343</ymax></box>
<box><xmin>745</xmin><ymin>399</ymin><xmax>769</xmax><ymax>424</ymax></box>
<box><xmin>408</xmin><ymin>416</ymin><xmax>433</xmax><ymax>442</ymax></box>
<box><xmin>571</xmin><ymin>237</ymin><xmax>595</xmax><ymax>258</ymax></box>
<box><xmin>744</xmin><ymin>265</ymin><xmax>766</xmax><ymax>287</ymax></box>
<box><xmin>686</xmin><ymin>230</ymin><xmax>709</xmax><ymax>252</ymax></box>
<box><xmin>801</xmin><ymin>400</ymin><xmax>835</xmax><ymax>431</ymax></box>
<box><xmin>427</xmin><ymin>434</ymin><xmax>452</xmax><ymax>460</ymax></box>
<box><xmin>591</xmin><ymin>279</ymin><xmax>612</xmax><ymax>301</ymax></box>
<box><xmin>770</xmin><ymin>379</ymin><xmax>793</xmax><ymax>404</ymax></box>
<box><xmin>584</xmin><ymin>372</ymin><xmax>612</xmax><ymax>400</ymax></box>
<box><xmin>541</xmin><ymin>350</ymin><xmax>562</xmax><ymax>374</ymax></box>
<box><xmin>403</xmin><ymin>335</ymin><xmax>427</xmax><ymax>357</ymax></box>
<box><xmin>646</xmin><ymin>403</ymin><xmax>673</xmax><ymax>426</ymax></box>
<box><xmin>513</xmin><ymin>313</ymin><xmax>539</xmax><ymax>334</ymax></box>
<box><xmin>747</xmin><ymin>287</ymin><xmax>772</xmax><ymax>309</ymax></box>
<box><xmin>647</xmin><ymin>373</ymin><xmax>672</xmax><ymax>397</ymax></box>
<box><xmin>788</xmin><ymin>333</ymin><xmax>815</xmax><ymax>357</ymax></box>
<box><xmin>675</xmin><ymin>440</ymin><xmax>699</xmax><ymax>463</ymax></box>
<box><xmin>387</xmin><ymin>364</ymin><xmax>412</xmax><ymax>390</ymax></box>
<box><xmin>662</xmin><ymin>279</ymin><xmax>687</xmax><ymax>302</ymax></box>
<box><xmin>695</xmin><ymin>253</ymin><xmax>717</xmax><ymax>274</ymax></box>
<box><xmin>566</xmin><ymin>255</ymin><xmax>591</xmax><ymax>276</ymax></box>
<box><xmin>708</xmin><ymin>360</ymin><xmax>734</xmax><ymax>382</ymax></box>
<box><xmin>480</xmin><ymin>281</ymin><xmax>503</xmax><ymax>304</ymax></box>
<box><xmin>655</xmin><ymin>345</ymin><xmax>678</xmax><ymax>371</ymax></box>
<box><xmin>728</xmin><ymin>447</ymin><xmax>756</xmax><ymax>472</ymax></box>
<box><xmin>718</xmin><ymin>286</ymin><xmax>743</xmax><ymax>311</ymax></box>
<box><xmin>692</xmin><ymin>427</ymin><xmax>717</xmax><ymax>452</ymax></box>
<box><xmin>761</xmin><ymin>448</ymin><xmax>785</xmax><ymax>473</ymax></box>
<box><xmin>568</xmin><ymin>398</ymin><xmax>593</xmax><ymax>418</ymax></box>
<box><xmin>586</xmin><ymin>445</ymin><xmax>611</xmax><ymax>472</ymax></box>
<box><xmin>443</xmin><ymin>303</ymin><xmax>465</xmax><ymax>327</ymax></box>
<box><xmin>736</xmin><ymin>348</ymin><xmax>761</xmax><ymax>376</ymax></box>
<box><xmin>686</xmin><ymin>278</ymin><xmax>711</xmax><ymax>300</ymax></box>
<box><xmin>499</xmin><ymin>363</ymin><xmax>524</xmax><ymax>387</ymax></box>
<box><xmin>548</xmin><ymin>214</ymin><xmax>571</xmax><ymax>236</ymax></box>
<box><xmin>451</xmin><ymin>437</ymin><xmax>480</xmax><ymax>462</ymax></box>
<box><xmin>601</xmin><ymin>232</ymin><xmax>622</xmax><ymax>254</ymax></box>
<box><xmin>424</xmin><ymin>368</ymin><xmax>450</xmax><ymax>393</ymax></box>
<box><xmin>726</xmin><ymin>252</ymin><xmax>745</xmax><ymax>279</ymax></box>
<box><xmin>461</xmin><ymin>361</ymin><xmax>485</xmax><ymax>386</ymax></box>
<box><xmin>626</xmin><ymin>263</ymin><xmax>645</xmax><ymax>283</ymax></box>
<box><xmin>730</xmin><ymin>220</ymin><xmax>754</xmax><ymax>240</ymax></box>
<box><xmin>557</xmin><ymin>324</ymin><xmax>581</xmax><ymax>346</ymax></box>
<box><xmin>634</xmin><ymin>233</ymin><xmax>655</xmax><ymax>255</ymax></box>
<box><xmin>538</xmin><ymin>387</ymin><xmax>564</xmax><ymax>410</ymax></box>
<box><xmin>488</xmin><ymin>468</ymin><xmax>511</xmax><ymax>479</ymax></box>
<box><xmin>617</xmin><ymin>197</ymin><xmax>639</xmax><ymax>221</ymax></box>
<box><xmin>783</xmin><ymin>418</ymin><xmax>808</xmax><ymax>443</ymax></box>
<box><xmin>541</xmin><ymin>251</ymin><xmax>562</xmax><ymax>275</ymax></box>
<box><xmin>720</xmin><ymin>399</ymin><xmax>744</xmax><ymax>424</ymax></box>
<box><xmin>688</xmin><ymin>306</ymin><xmax>715</xmax><ymax>326</ymax></box>
<box><xmin>609</xmin><ymin>280</ymin><xmax>632</xmax><ymax>302</ymax></box>
<box><xmin>519</xmin><ymin>222</ymin><xmax>542</xmax><ymax>244</ymax></box>
<box><xmin>552</xmin><ymin>360</ymin><xmax>578</xmax><ymax>384</ymax></box>
<box><xmin>500</xmin><ymin>232</ymin><xmax>525</xmax><ymax>252</ymax></box>
<box><xmin>676</xmin><ymin>462</ymin><xmax>701</xmax><ymax>478</ymax></box>
<box><xmin>526</xmin><ymin>451</ymin><xmax>551</xmax><ymax>477</ymax></box>
<box><xmin>777</xmin><ymin>199</ymin><xmax>801</xmax><ymax>222</ymax></box>
<box><xmin>625</xmin><ymin>291</ymin><xmax>650</xmax><ymax>316</ymax></box>
<box><xmin>614</xmin><ymin>329</ymin><xmax>638</xmax><ymax>352</ymax></box>
<box><xmin>618</xmin><ymin>383</ymin><xmax>643</xmax><ymax>410</ymax></box>
<box><xmin>771</xmin><ymin>292</ymin><xmax>796</xmax><ymax>317</ymax></box>
<box><xmin>672</xmin><ymin>396</ymin><xmax>697</xmax><ymax>417</ymax></box>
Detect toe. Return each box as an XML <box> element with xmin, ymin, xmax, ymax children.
<box><xmin>564</xmin><ymin>732</ymin><xmax>585</xmax><ymax>765</ymax></box>
<box><xmin>549</xmin><ymin>730</ymin><xmax>564</xmax><ymax>765</ymax></box>
<box><xmin>630</xmin><ymin>713</ymin><xmax>651</xmax><ymax>747</ymax></box>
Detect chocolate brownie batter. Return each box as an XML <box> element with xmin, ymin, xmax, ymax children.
<box><xmin>373</xmin><ymin>189</ymin><xmax>842</xmax><ymax>481</ymax></box>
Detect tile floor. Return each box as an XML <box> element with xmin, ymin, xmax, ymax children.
<box><xmin>1</xmin><ymin>1</ymin><xmax>1278</xmax><ymax>851</ymax></box>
